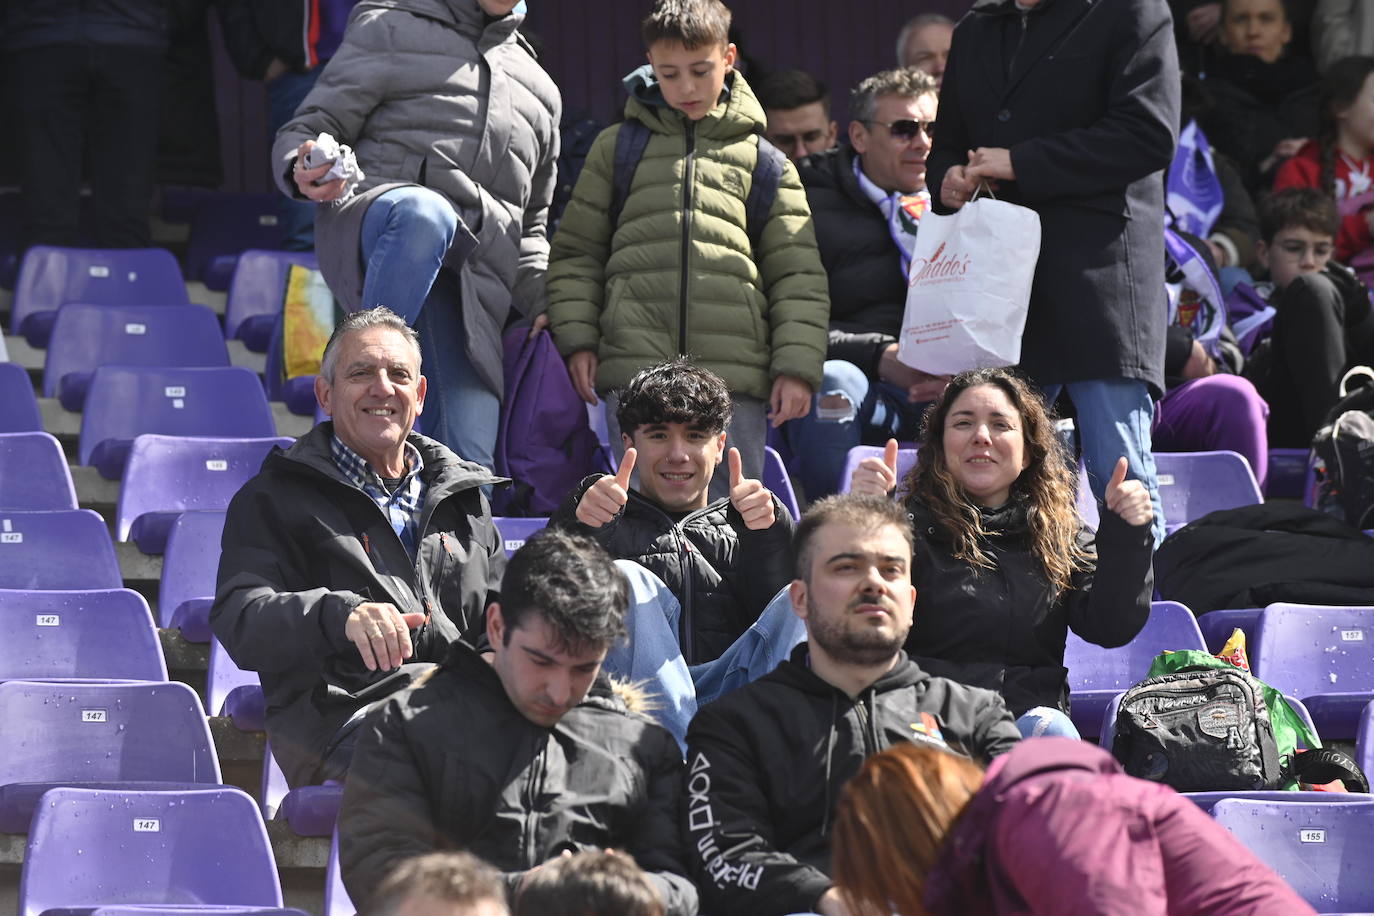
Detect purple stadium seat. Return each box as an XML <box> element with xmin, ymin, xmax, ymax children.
<box><xmin>1153</xmin><ymin>450</ymin><xmax>1264</xmax><ymax>532</ymax></box>
<box><xmin>19</xmin><ymin>786</ymin><xmax>282</xmax><ymax>916</ymax></box>
<box><xmin>493</xmin><ymin>516</ymin><xmax>550</xmax><ymax>557</ymax></box>
<box><xmin>260</xmin><ymin>738</ymin><xmax>343</xmax><ymax>838</ymax></box>
<box><xmin>10</xmin><ymin>246</ymin><xmax>188</xmax><ymax>347</ymax></box>
<box><xmin>1254</xmin><ymin>604</ymin><xmax>1374</xmax><ymax>739</ymax></box>
<box><xmin>78</xmin><ymin>366</ymin><xmax>277</xmax><ymax>479</ymax></box>
<box><xmin>44</xmin><ymin>304</ymin><xmax>230</xmax><ymax>411</ymax></box>
<box><xmin>159</xmin><ymin>510</ymin><xmax>227</xmax><ymax>633</ymax></box>
<box><xmin>762</xmin><ymin>446</ymin><xmax>799</xmax><ymax>522</ymax></box>
<box><xmin>325</xmin><ymin>829</ymin><xmax>355</xmax><ymax>916</ymax></box>
<box><xmin>1065</xmin><ymin>600</ymin><xmax>1207</xmax><ymax>739</ymax></box>
<box><xmin>207</xmin><ymin>638</ymin><xmax>264</xmax><ymax>733</ymax></box>
<box><xmin>0</xmin><ymin>681</ymin><xmax>221</xmax><ymax>833</ymax></box>
<box><xmin>0</xmin><ymin>433</ymin><xmax>78</xmax><ymax>510</ymax></box>
<box><xmin>1265</xmin><ymin>447</ymin><xmax>1312</xmax><ymax>500</ymax></box>
<box><xmin>0</xmin><ymin>589</ymin><xmax>166</xmax><ymax>682</ymax></box>
<box><xmin>0</xmin><ymin>510</ymin><xmax>122</xmax><ymax>590</ymax></box>
<box><xmin>1360</xmin><ymin>700</ymin><xmax>1374</xmax><ymax>787</ymax></box>
<box><xmin>1100</xmin><ymin>690</ymin><xmax>1320</xmax><ymax>752</ymax></box>
<box><xmin>1211</xmin><ymin>797</ymin><xmax>1374</xmax><ymax>912</ymax></box>
<box><xmin>1184</xmin><ymin>790</ymin><xmax>1371</xmax><ymax>813</ymax></box>
<box><xmin>1197</xmin><ymin>607</ymin><xmax>1263</xmax><ymax>656</ymax></box>
<box><xmin>0</xmin><ymin>363</ymin><xmax>44</xmax><ymax>433</ymax></box>
<box><xmin>838</xmin><ymin>445</ymin><xmax>919</xmax><ymax>497</ymax></box>
<box><xmin>223</xmin><ymin>250</ymin><xmax>319</xmax><ymax>353</ymax></box>
<box><xmin>185</xmin><ymin>194</ymin><xmax>286</xmax><ymax>292</ymax></box>
<box><xmin>116</xmin><ymin>435</ymin><xmax>289</xmax><ymax>553</ymax></box>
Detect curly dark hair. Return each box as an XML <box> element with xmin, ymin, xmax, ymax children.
<box><xmin>901</xmin><ymin>367</ymin><xmax>1089</xmax><ymax>595</ymax></box>
<box><xmin>500</xmin><ymin>528</ymin><xmax>628</xmax><ymax>653</ymax></box>
<box><xmin>614</xmin><ymin>357</ymin><xmax>733</xmax><ymax>437</ymax></box>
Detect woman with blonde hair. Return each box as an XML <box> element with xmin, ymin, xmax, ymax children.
<box><xmin>831</xmin><ymin>739</ymin><xmax>1316</xmax><ymax>916</ymax></box>
<box><xmin>850</xmin><ymin>367</ymin><xmax>1155</xmax><ymax>739</ymax></box>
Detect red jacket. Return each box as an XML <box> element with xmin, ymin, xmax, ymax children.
<box><xmin>924</xmin><ymin>738</ymin><xmax>1316</xmax><ymax>916</ymax></box>
<box><xmin>1274</xmin><ymin>141</ymin><xmax>1374</xmax><ymax>263</ymax></box>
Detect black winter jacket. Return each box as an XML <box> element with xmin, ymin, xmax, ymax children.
<box><xmin>551</xmin><ymin>476</ymin><xmax>794</xmax><ymax>665</ymax></box>
<box><xmin>684</xmin><ymin>645</ymin><xmax>1021</xmax><ymax>916</ymax></box>
<box><xmin>1199</xmin><ymin>52</ymin><xmax>1321</xmax><ymax>191</ymax></box>
<box><xmin>2</xmin><ymin>0</ymin><xmax>169</xmax><ymax>51</ymax></box>
<box><xmin>214</xmin><ymin>0</ymin><xmax>347</xmax><ymax>80</ymax></box>
<box><xmin>903</xmin><ymin>499</ymin><xmax>1154</xmax><ymax>717</ymax></box>
<box><xmin>797</xmin><ymin>145</ymin><xmax>907</xmax><ymax>378</ymax></box>
<box><xmin>211</xmin><ymin>423</ymin><xmax>505</xmax><ymax>787</ymax></box>
<box><xmin>338</xmin><ymin>640</ymin><xmax>698</xmax><ymax>915</ymax></box>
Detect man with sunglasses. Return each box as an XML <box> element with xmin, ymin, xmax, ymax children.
<box><xmin>786</xmin><ymin>68</ymin><xmax>949</xmax><ymax>501</ymax></box>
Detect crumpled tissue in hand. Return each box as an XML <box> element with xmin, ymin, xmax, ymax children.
<box><xmin>303</xmin><ymin>132</ymin><xmax>365</xmax><ymax>202</ymax></box>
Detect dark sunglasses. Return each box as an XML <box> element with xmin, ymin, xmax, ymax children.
<box><xmin>866</xmin><ymin>118</ymin><xmax>935</xmax><ymax>140</ymax></box>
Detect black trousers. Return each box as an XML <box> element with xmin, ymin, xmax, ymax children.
<box><xmin>7</xmin><ymin>42</ymin><xmax>163</xmax><ymax>249</ymax></box>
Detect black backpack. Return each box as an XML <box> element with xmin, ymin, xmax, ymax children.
<box><xmin>1313</xmin><ymin>366</ymin><xmax>1374</xmax><ymax>529</ymax></box>
<box><xmin>608</xmin><ymin>117</ymin><xmax>787</xmax><ymax>254</ymax></box>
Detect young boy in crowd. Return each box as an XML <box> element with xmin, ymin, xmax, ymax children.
<box><xmin>1243</xmin><ymin>188</ymin><xmax>1374</xmax><ymax>447</ymax></box>
<box><xmin>546</xmin><ymin>0</ymin><xmax>830</xmax><ymax>494</ymax></box>
<box><xmin>551</xmin><ymin>358</ymin><xmax>801</xmax><ymax>740</ymax></box>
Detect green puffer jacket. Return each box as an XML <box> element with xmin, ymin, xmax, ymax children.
<box><xmin>547</xmin><ymin>68</ymin><xmax>829</xmax><ymax>401</ymax></box>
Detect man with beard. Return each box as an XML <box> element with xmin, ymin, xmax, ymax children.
<box><xmin>681</xmin><ymin>495</ymin><xmax>1020</xmax><ymax>916</ymax></box>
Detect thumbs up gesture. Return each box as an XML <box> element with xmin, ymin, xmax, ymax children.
<box><xmin>849</xmin><ymin>438</ymin><xmax>901</xmax><ymax>497</ymax></box>
<box><xmin>1104</xmin><ymin>456</ymin><xmax>1153</xmax><ymax>528</ymax></box>
<box><xmin>575</xmin><ymin>448</ymin><xmax>636</xmax><ymax>528</ymax></box>
<box><xmin>728</xmin><ymin>447</ymin><xmax>776</xmax><ymax>530</ymax></box>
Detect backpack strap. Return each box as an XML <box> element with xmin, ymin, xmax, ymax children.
<box><xmin>1284</xmin><ymin>746</ymin><xmax>1370</xmax><ymax>793</ymax></box>
<box><xmin>744</xmin><ymin>135</ymin><xmax>787</xmax><ymax>253</ymax></box>
<box><xmin>609</xmin><ymin>118</ymin><xmax>652</xmax><ymax>229</ymax></box>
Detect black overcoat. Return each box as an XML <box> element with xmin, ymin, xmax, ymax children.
<box><xmin>928</xmin><ymin>0</ymin><xmax>1181</xmax><ymax>396</ymax></box>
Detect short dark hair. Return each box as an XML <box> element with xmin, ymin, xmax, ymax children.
<box><xmin>641</xmin><ymin>0</ymin><xmax>732</xmax><ymax>50</ymax></box>
<box><xmin>850</xmin><ymin>68</ymin><xmax>939</xmax><ymax>124</ymax></box>
<box><xmin>793</xmin><ymin>494</ymin><xmax>915</xmax><ymax>581</ymax></box>
<box><xmin>515</xmin><ymin>851</ymin><xmax>664</xmax><ymax>916</ymax></box>
<box><xmin>614</xmin><ymin>358</ymin><xmax>733</xmax><ymax>437</ymax></box>
<box><xmin>1257</xmin><ymin>188</ymin><xmax>1339</xmax><ymax>243</ymax></box>
<box><xmin>500</xmin><ymin>529</ymin><xmax>629</xmax><ymax>654</ymax></box>
<box><xmin>755</xmin><ymin>68</ymin><xmax>830</xmax><ymax>115</ymax></box>
<box><xmin>372</xmin><ymin>852</ymin><xmax>507</xmax><ymax>916</ymax></box>
<box><xmin>320</xmin><ymin>307</ymin><xmax>421</xmax><ymax>383</ymax></box>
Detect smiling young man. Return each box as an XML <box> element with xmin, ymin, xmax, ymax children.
<box><xmin>338</xmin><ymin>529</ymin><xmax>697</xmax><ymax>916</ymax></box>
<box><xmin>212</xmin><ymin>307</ymin><xmax>505</xmax><ymax>788</ymax></box>
<box><xmin>683</xmin><ymin>494</ymin><xmax>1019</xmax><ymax>916</ymax></box>
<box><xmin>551</xmin><ymin>360</ymin><xmax>799</xmax><ymax>735</ymax></box>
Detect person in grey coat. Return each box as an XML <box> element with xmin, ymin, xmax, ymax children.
<box><xmin>272</xmin><ymin>0</ymin><xmax>561</xmax><ymax>470</ymax></box>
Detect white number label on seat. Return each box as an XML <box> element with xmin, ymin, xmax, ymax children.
<box><xmin>133</xmin><ymin>819</ymin><xmax>160</xmax><ymax>832</ymax></box>
<box><xmin>206</xmin><ymin>460</ymin><xmax>228</xmax><ymax>471</ymax></box>
<box><xmin>89</xmin><ymin>266</ymin><xmax>110</xmax><ymax>278</ymax></box>
<box><xmin>164</xmin><ymin>386</ymin><xmax>186</xmax><ymax>398</ymax></box>
<box><xmin>82</xmin><ymin>709</ymin><xmax>107</xmax><ymax>723</ymax></box>
<box><xmin>0</xmin><ymin>533</ymin><xmax>21</xmax><ymax>544</ymax></box>
<box><xmin>124</xmin><ymin>323</ymin><xmax>147</xmax><ymax>335</ymax></box>
<box><xmin>1340</xmin><ymin>630</ymin><xmax>1364</xmax><ymax>642</ymax></box>
<box><xmin>36</xmin><ymin>615</ymin><xmax>59</xmax><ymax>626</ymax></box>
<box><xmin>1157</xmin><ymin>474</ymin><xmax>1175</xmax><ymax>486</ymax></box>
<box><xmin>1299</xmin><ymin>829</ymin><xmax>1326</xmax><ymax>843</ymax></box>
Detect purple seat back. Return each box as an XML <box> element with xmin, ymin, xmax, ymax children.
<box><xmin>1066</xmin><ymin>601</ymin><xmax>1206</xmax><ymax>738</ymax></box>
<box><xmin>78</xmin><ymin>367</ymin><xmax>278</xmax><ymax>478</ymax></box>
<box><xmin>185</xmin><ymin>195</ymin><xmax>286</xmax><ymax>291</ymax></box>
<box><xmin>11</xmin><ymin>246</ymin><xmax>188</xmax><ymax>344</ymax></box>
<box><xmin>0</xmin><ymin>588</ymin><xmax>167</xmax><ymax>682</ymax></box>
<box><xmin>838</xmin><ymin>445</ymin><xmax>919</xmax><ymax>497</ymax></box>
<box><xmin>260</xmin><ymin>738</ymin><xmax>342</xmax><ymax>837</ymax></box>
<box><xmin>1154</xmin><ymin>450</ymin><xmax>1264</xmax><ymax>529</ymax></box>
<box><xmin>0</xmin><ymin>510</ymin><xmax>122</xmax><ymax>590</ymax></box>
<box><xmin>20</xmin><ymin>787</ymin><xmax>281</xmax><ymax>916</ymax></box>
<box><xmin>1265</xmin><ymin>447</ymin><xmax>1311</xmax><ymax>500</ymax></box>
<box><xmin>492</xmin><ymin>516</ymin><xmax>550</xmax><ymax>558</ymax></box>
<box><xmin>207</xmin><ymin>637</ymin><xmax>259</xmax><ymax>720</ymax></box>
<box><xmin>1359</xmin><ymin>700</ymin><xmax>1374</xmax><ymax>786</ymax></box>
<box><xmin>0</xmin><ymin>432</ymin><xmax>78</xmax><ymax>510</ymax></box>
<box><xmin>1184</xmin><ymin>789</ymin><xmax>1367</xmax><ymax>813</ymax></box>
<box><xmin>325</xmin><ymin>829</ymin><xmax>355</xmax><ymax>916</ymax></box>
<box><xmin>159</xmin><ymin>510</ymin><xmax>228</xmax><ymax>629</ymax></box>
<box><xmin>0</xmin><ymin>364</ymin><xmax>43</xmax><ymax>434</ymax></box>
<box><xmin>762</xmin><ymin>446</ymin><xmax>799</xmax><ymax>522</ymax></box>
<box><xmin>224</xmin><ymin>250</ymin><xmax>319</xmax><ymax>351</ymax></box>
<box><xmin>44</xmin><ymin>304</ymin><xmax>230</xmax><ymax>409</ymax></box>
<box><xmin>1211</xmin><ymin>797</ymin><xmax>1374</xmax><ymax>911</ymax></box>
<box><xmin>116</xmin><ymin>436</ymin><xmax>288</xmax><ymax>549</ymax></box>
<box><xmin>1254</xmin><ymin>604</ymin><xmax>1374</xmax><ymax>737</ymax></box>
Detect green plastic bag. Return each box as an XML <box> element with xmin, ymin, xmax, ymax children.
<box><xmin>1145</xmin><ymin>649</ymin><xmax>1320</xmax><ymax>790</ymax></box>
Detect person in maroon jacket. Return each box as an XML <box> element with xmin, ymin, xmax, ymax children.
<box><xmin>831</xmin><ymin>738</ymin><xmax>1316</xmax><ymax>916</ymax></box>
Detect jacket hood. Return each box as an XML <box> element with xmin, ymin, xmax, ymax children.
<box><xmin>357</xmin><ymin>0</ymin><xmax>525</xmax><ymax>49</ymax></box>
<box><xmin>771</xmin><ymin>643</ymin><xmax>932</xmax><ymax>698</ymax></box>
<box><xmin>926</xmin><ymin>739</ymin><xmax>1123</xmax><ymax>910</ymax></box>
<box><xmin>622</xmin><ymin>65</ymin><xmax>766</xmax><ymax>140</ymax></box>
<box><xmin>907</xmin><ymin>497</ymin><xmax>1032</xmax><ymax>545</ymax></box>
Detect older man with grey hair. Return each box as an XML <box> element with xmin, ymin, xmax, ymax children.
<box><xmin>896</xmin><ymin>12</ymin><xmax>954</xmax><ymax>86</ymax></box>
<box><xmin>211</xmin><ymin>306</ymin><xmax>506</xmax><ymax>788</ymax></box>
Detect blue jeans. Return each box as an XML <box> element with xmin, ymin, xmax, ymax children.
<box><xmin>1016</xmin><ymin>706</ymin><xmax>1080</xmax><ymax>739</ymax></box>
<box><xmin>358</xmin><ymin>188</ymin><xmax>496</xmax><ymax>469</ymax></box>
<box><xmin>1042</xmin><ymin>378</ymin><xmax>1166</xmax><ymax>547</ymax></box>
<box><xmin>603</xmin><ymin>562</ymin><xmax>806</xmax><ymax>750</ymax></box>
<box><xmin>266</xmin><ymin>69</ymin><xmax>323</xmax><ymax>251</ymax></box>
<box><xmin>784</xmin><ymin>359</ymin><xmax>929</xmax><ymax>500</ymax></box>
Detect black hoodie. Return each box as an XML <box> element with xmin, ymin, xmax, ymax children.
<box><xmin>683</xmin><ymin>644</ymin><xmax>1020</xmax><ymax>916</ymax></box>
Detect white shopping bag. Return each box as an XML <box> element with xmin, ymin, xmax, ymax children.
<box><xmin>897</xmin><ymin>191</ymin><xmax>1041</xmax><ymax>376</ymax></box>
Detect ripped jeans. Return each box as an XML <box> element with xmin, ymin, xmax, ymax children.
<box><xmin>783</xmin><ymin>359</ymin><xmax>930</xmax><ymax>500</ymax></box>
